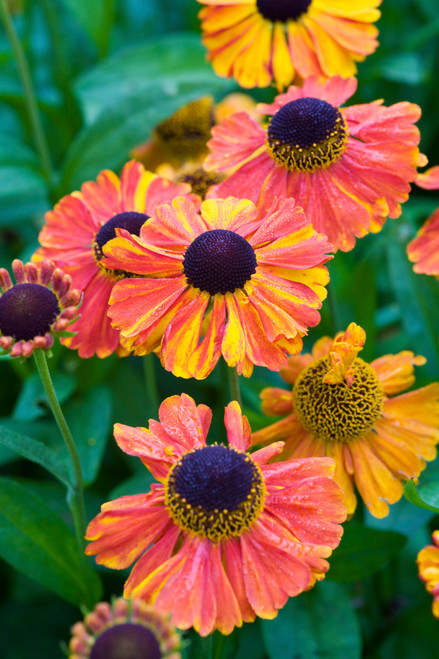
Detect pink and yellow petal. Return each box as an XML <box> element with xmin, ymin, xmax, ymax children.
<box><xmin>222</xmin><ymin>292</ymin><xmax>249</xmax><ymax>375</ymax></box>
<box><xmin>108</xmin><ymin>276</ymin><xmax>188</xmax><ymax>343</ymax></box>
<box><xmin>416</xmin><ymin>166</ymin><xmax>439</xmax><ymax>190</ymax></box>
<box><xmin>34</xmin><ymin>246</ymin><xmax>96</xmax><ymax>294</ymax></box>
<box><xmin>80</xmin><ymin>169</ymin><xmax>122</xmax><ymax>225</ymax></box>
<box><xmin>131</xmin><ymin>536</ymin><xmax>242</xmax><ymax>636</ymax></box>
<box><xmin>251</xmin><ymin>441</ymin><xmax>286</xmax><ymax>466</ymax></box>
<box><xmin>161</xmin><ymin>292</ymin><xmax>211</xmax><ymax>378</ymax></box>
<box><xmin>205</xmin><ymin>113</ymin><xmax>266</xmax><ymax>171</ymax></box>
<box><xmin>140</xmin><ymin>196</ymin><xmax>209</xmax><ymax>247</ymax></box>
<box><xmin>240</xmin><ymin>516</ymin><xmax>313</xmax><ymax>617</ymax></box>
<box><xmin>63</xmin><ymin>269</ymin><xmax>119</xmax><ymax>359</ymax></box>
<box><xmin>231</xmin><ymin>289</ymin><xmax>291</xmax><ymax>371</ymax></box>
<box><xmin>145</xmin><ymin>176</ymin><xmax>199</xmax><ymax>212</ymax></box>
<box><xmin>187</xmin><ymin>295</ymin><xmax>226</xmax><ymax>379</ymax></box>
<box><xmin>200</xmin><ymin>197</ymin><xmax>258</xmax><ymax>233</ymax></box>
<box><xmin>119</xmin><ymin>160</ymin><xmax>156</xmax><ymax>212</ymax></box>
<box><xmin>224</xmin><ymin>400</ymin><xmax>251</xmax><ymax>452</ymax></box>
<box><xmin>124</xmin><ymin>524</ymin><xmax>181</xmax><ymax>595</ymax></box>
<box><xmin>287</xmin><ymin>22</ymin><xmax>322</xmax><ymax>79</ymax></box>
<box><xmin>85</xmin><ymin>489</ymin><xmax>169</xmax><ymax>569</ymax></box>
<box><xmin>223</xmin><ymin>539</ymin><xmax>256</xmax><ymax>622</ymax></box>
<box><xmin>311</xmin><ymin>10</ymin><xmax>378</xmax><ymax>58</ymax></box>
<box><xmin>38</xmin><ymin>194</ymin><xmax>99</xmax><ymax>248</ymax></box>
<box><xmin>265</xmin><ymin>474</ymin><xmax>345</xmax><ymax>547</ymax></box>
<box><xmin>407</xmin><ymin>209</ymin><xmax>439</xmax><ymax>276</ymax></box>
<box><xmin>103</xmin><ymin>231</ymin><xmax>183</xmax><ymax>277</ymax></box>
<box><xmin>158</xmin><ymin>393</ymin><xmax>210</xmax><ymax>452</ymax></box>
<box><xmin>304</xmin><ymin>16</ymin><xmax>358</xmax><ymax>77</ymax></box>
<box><xmin>251</xmin><ymin>414</ymin><xmax>299</xmax><ymax>451</ymax></box>
<box><xmin>260</xmin><ymin>387</ymin><xmax>294</xmax><ymax>417</ymax></box>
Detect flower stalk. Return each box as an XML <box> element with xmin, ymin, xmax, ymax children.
<box><xmin>0</xmin><ymin>0</ymin><xmax>53</xmax><ymax>183</ymax></box>
<box><xmin>228</xmin><ymin>364</ymin><xmax>242</xmax><ymax>408</ymax></box>
<box><xmin>33</xmin><ymin>349</ymin><xmax>87</xmax><ymax>559</ymax></box>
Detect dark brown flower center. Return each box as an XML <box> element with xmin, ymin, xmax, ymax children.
<box><xmin>256</xmin><ymin>0</ymin><xmax>312</xmax><ymax>22</ymax></box>
<box><xmin>90</xmin><ymin>623</ymin><xmax>161</xmax><ymax>659</ymax></box>
<box><xmin>94</xmin><ymin>212</ymin><xmax>149</xmax><ymax>261</ymax></box>
<box><xmin>165</xmin><ymin>444</ymin><xmax>266</xmax><ymax>542</ymax></box>
<box><xmin>0</xmin><ymin>283</ymin><xmax>59</xmax><ymax>341</ymax></box>
<box><xmin>183</xmin><ymin>229</ymin><xmax>257</xmax><ymax>295</ymax></box>
<box><xmin>267</xmin><ymin>97</ymin><xmax>348</xmax><ymax>172</ymax></box>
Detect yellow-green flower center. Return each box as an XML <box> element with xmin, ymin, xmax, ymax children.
<box><xmin>165</xmin><ymin>444</ymin><xmax>266</xmax><ymax>542</ymax></box>
<box><xmin>257</xmin><ymin>0</ymin><xmax>312</xmax><ymax>22</ymax></box>
<box><xmin>292</xmin><ymin>356</ymin><xmax>384</xmax><ymax>442</ymax></box>
<box><xmin>266</xmin><ymin>98</ymin><xmax>348</xmax><ymax>173</ymax></box>
<box><xmin>155</xmin><ymin>96</ymin><xmax>214</xmax><ymax>160</ymax></box>
<box><xmin>176</xmin><ymin>167</ymin><xmax>225</xmax><ymax>200</ymax></box>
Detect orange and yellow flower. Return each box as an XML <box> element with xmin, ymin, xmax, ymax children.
<box><xmin>69</xmin><ymin>597</ymin><xmax>181</xmax><ymax>659</ymax></box>
<box><xmin>417</xmin><ymin>531</ymin><xmax>439</xmax><ymax>619</ymax></box>
<box><xmin>86</xmin><ymin>394</ymin><xmax>346</xmax><ymax>636</ymax></box>
<box><xmin>102</xmin><ymin>195</ymin><xmax>332</xmax><ymax>379</ymax></box>
<box><xmin>205</xmin><ymin>76</ymin><xmax>423</xmax><ymax>252</ymax></box>
<box><xmin>34</xmin><ymin>161</ymin><xmax>196</xmax><ymax>358</ymax></box>
<box><xmin>197</xmin><ymin>0</ymin><xmax>381</xmax><ymax>90</ymax></box>
<box><xmin>0</xmin><ymin>259</ymin><xmax>80</xmax><ymax>358</ymax></box>
<box><xmin>407</xmin><ymin>166</ymin><xmax>439</xmax><ymax>277</ymax></box>
<box><xmin>252</xmin><ymin>323</ymin><xmax>439</xmax><ymax>518</ymax></box>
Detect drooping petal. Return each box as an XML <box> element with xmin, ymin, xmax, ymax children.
<box><xmin>85</xmin><ymin>488</ymin><xmax>169</xmax><ymax>569</ymax></box>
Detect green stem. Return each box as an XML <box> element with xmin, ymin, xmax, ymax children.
<box><xmin>33</xmin><ymin>350</ymin><xmax>86</xmax><ymax>557</ymax></box>
<box><xmin>143</xmin><ymin>354</ymin><xmax>159</xmax><ymax>413</ymax></box>
<box><xmin>39</xmin><ymin>0</ymin><xmax>71</xmax><ymax>87</ymax></box>
<box><xmin>228</xmin><ymin>365</ymin><xmax>242</xmax><ymax>408</ymax></box>
<box><xmin>198</xmin><ymin>634</ymin><xmax>213</xmax><ymax>659</ymax></box>
<box><xmin>0</xmin><ymin>0</ymin><xmax>53</xmax><ymax>182</ymax></box>
<box><xmin>327</xmin><ymin>283</ymin><xmax>341</xmax><ymax>335</ymax></box>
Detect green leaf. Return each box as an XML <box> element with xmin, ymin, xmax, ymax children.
<box><xmin>327</xmin><ymin>523</ymin><xmax>407</xmax><ymax>581</ymax></box>
<box><xmin>60</xmin><ymin>0</ymin><xmax>115</xmax><ymax>55</ymax></box>
<box><xmin>61</xmin><ymin>35</ymin><xmax>231</xmax><ymax>191</ymax></box>
<box><xmin>404</xmin><ymin>473</ymin><xmax>439</xmax><ymax>513</ymax></box>
<box><xmin>74</xmin><ymin>33</ymin><xmax>229</xmax><ymax>123</ymax></box>
<box><xmin>65</xmin><ymin>387</ymin><xmax>112</xmax><ymax>485</ymax></box>
<box><xmin>0</xmin><ymin>478</ymin><xmax>101</xmax><ymax>606</ymax></box>
<box><xmin>12</xmin><ymin>372</ymin><xmax>76</xmax><ymax>422</ymax></box>
<box><xmin>109</xmin><ymin>469</ymin><xmax>155</xmax><ymax>500</ymax></box>
<box><xmin>417</xmin><ymin>467</ymin><xmax>439</xmax><ymax>509</ymax></box>
<box><xmin>0</xmin><ymin>425</ymin><xmax>70</xmax><ymax>486</ymax></box>
<box><xmin>261</xmin><ymin>581</ymin><xmax>361</xmax><ymax>659</ymax></box>
<box><xmin>376</xmin><ymin>53</ymin><xmax>427</xmax><ymax>85</ymax></box>
<box><xmin>0</xmin><ymin>135</ymin><xmax>49</xmax><ymax>225</ymax></box>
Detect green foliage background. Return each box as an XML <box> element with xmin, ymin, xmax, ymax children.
<box><xmin>0</xmin><ymin>0</ymin><xmax>439</xmax><ymax>656</ymax></box>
